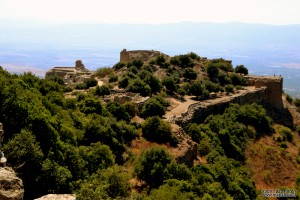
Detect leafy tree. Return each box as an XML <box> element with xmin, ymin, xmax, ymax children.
<box><xmin>142</xmin><ymin>116</ymin><xmax>178</xmax><ymax>145</ymax></box>
<box><xmin>155</xmin><ymin>55</ymin><xmax>166</xmax><ymax>66</ymax></box>
<box><xmin>148</xmin><ymin>184</ymin><xmax>196</xmax><ymax>200</ymax></box>
<box><xmin>127</xmin><ymin>59</ymin><xmax>143</xmax><ymax>69</ymax></box>
<box><xmin>79</xmin><ymin>142</ymin><xmax>115</xmax><ymax>174</ymax></box>
<box><xmin>189</xmin><ymin>81</ymin><xmax>209</xmax><ymax>99</ymax></box>
<box><xmin>207</xmin><ymin>64</ymin><xmax>219</xmax><ymax>82</ymax></box>
<box><xmin>113</xmin><ymin>62</ymin><xmax>126</xmax><ymax>70</ymax></box>
<box><xmin>3</xmin><ymin>130</ymin><xmax>44</xmax><ymax>198</ymax></box>
<box><xmin>75</xmin><ymin>83</ymin><xmax>87</xmax><ymax>90</ymax></box>
<box><xmin>218</xmin><ymin>71</ymin><xmax>231</xmax><ymax>86</ymax></box>
<box><xmin>126</xmin><ymin>79</ymin><xmax>151</xmax><ymax>97</ymax></box>
<box><xmin>84</xmin><ymin>78</ymin><xmax>98</xmax><ymax>88</ymax></box>
<box><xmin>184</xmin><ymin>123</ymin><xmax>202</xmax><ymax>142</ymax></box>
<box><xmin>111</xmin><ymin>120</ymin><xmax>138</xmax><ymax>144</ymax></box>
<box><xmin>141</xmin><ymin>98</ymin><xmax>166</xmax><ymax>118</ymax></box>
<box><xmin>162</xmin><ymin>76</ymin><xmax>177</xmax><ymax>93</ymax></box>
<box><xmin>39</xmin><ymin>158</ymin><xmax>73</xmax><ymax>194</ymax></box>
<box><xmin>134</xmin><ymin>147</ymin><xmax>173</xmax><ymax>188</ymax></box>
<box><xmin>107</xmin><ymin>101</ymin><xmax>131</xmax><ymax>121</ymax></box>
<box><xmin>95</xmin><ymin>85</ymin><xmax>110</xmax><ymax>97</ymax></box>
<box><xmin>235</xmin><ymin>65</ymin><xmax>248</xmax><ymax>75</ymax></box>
<box><xmin>230</xmin><ymin>73</ymin><xmax>246</xmax><ymax>86</ymax></box>
<box><xmin>225</xmin><ymin>84</ymin><xmax>234</xmax><ymax>93</ymax></box>
<box><xmin>210</xmin><ymin>59</ymin><xmax>234</xmax><ymax>72</ymax></box>
<box><xmin>77</xmin><ymin>165</ymin><xmax>130</xmax><ymax>200</ymax></box>
<box><xmin>108</xmin><ymin>74</ymin><xmax>118</xmax><ymax>83</ymax></box>
<box><xmin>123</xmin><ymin>102</ymin><xmax>139</xmax><ymax>117</ymax></box>
<box><xmin>171</xmin><ymin>54</ymin><xmax>195</xmax><ymax>68</ymax></box>
<box><xmin>118</xmin><ymin>76</ymin><xmax>130</xmax><ymax>88</ymax></box>
<box><xmin>143</xmin><ymin>74</ymin><xmax>162</xmax><ymax>94</ymax></box>
<box><xmin>183</xmin><ymin>68</ymin><xmax>197</xmax><ymax>80</ymax></box>
<box><xmin>78</xmin><ymin>97</ymin><xmax>103</xmax><ymax>115</ymax></box>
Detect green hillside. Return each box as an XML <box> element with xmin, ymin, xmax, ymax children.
<box><xmin>0</xmin><ymin>52</ymin><xmax>299</xmax><ymax>199</ymax></box>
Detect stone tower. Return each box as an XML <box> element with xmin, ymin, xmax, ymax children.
<box><xmin>75</xmin><ymin>60</ymin><xmax>86</xmax><ymax>71</ymax></box>
<box><xmin>120</xmin><ymin>49</ymin><xmax>130</xmax><ymax>63</ymax></box>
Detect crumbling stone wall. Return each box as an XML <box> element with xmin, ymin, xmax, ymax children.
<box><xmin>173</xmin><ymin>76</ymin><xmax>284</xmax><ymax>126</ymax></box>
<box><xmin>45</xmin><ymin>60</ymin><xmax>93</xmax><ymax>85</ymax></box>
<box><xmin>120</xmin><ymin>49</ymin><xmax>167</xmax><ymax>63</ymax></box>
<box><xmin>245</xmin><ymin>75</ymin><xmax>283</xmax><ymax>109</ymax></box>
<box><xmin>173</xmin><ymin>87</ymin><xmax>267</xmax><ymax>126</ymax></box>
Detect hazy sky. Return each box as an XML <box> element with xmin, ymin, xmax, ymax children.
<box><xmin>0</xmin><ymin>0</ymin><xmax>299</xmax><ymax>24</ymax></box>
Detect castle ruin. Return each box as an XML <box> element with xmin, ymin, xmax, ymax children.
<box><xmin>45</xmin><ymin>60</ymin><xmax>93</xmax><ymax>84</ymax></box>
<box><xmin>120</xmin><ymin>49</ymin><xmax>168</xmax><ymax>63</ymax></box>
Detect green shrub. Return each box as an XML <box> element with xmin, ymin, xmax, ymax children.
<box><xmin>170</xmin><ymin>54</ymin><xmax>194</xmax><ymax>68</ymax></box>
<box><xmin>198</xmin><ymin>138</ymin><xmax>212</xmax><ymax>156</ymax></box>
<box><xmin>207</xmin><ymin>64</ymin><xmax>219</xmax><ymax>81</ymax></box>
<box><xmin>95</xmin><ymin>85</ymin><xmax>110</xmax><ymax>97</ymax></box>
<box><xmin>189</xmin><ymin>81</ymin><xmax>209</xmax><ymax>99</ymax></box>
<box><xmin>77</xmin><ymin>165</ymin><xmax>130</xmax><ymax>200</ymax></box>
<box><xmin>84</xmin><ymin>78</ymin><xmax>98</xmax><ymax>88</ymax></box>
<box><xmin>134</xmin><ymin>147</ymin><xmax>173</xmax><ymax>188</ymax></box>
<box><xmin>123</xmin><ymin>102</ymin><xmax>139</xmax><ymax>117</ymax></box>
<box><xmin>141</xmin><ymin>99</ymin><xmax>166</xmax><ymax>118</ymax></box>
<box><xmin>235</xmin><ymin>65</ymin><xmax>248</xmax><ymax>75</ymax></box>
<box><xmin>204</xmin><ymin>81</ymin><xmax>221</xmax><ymax>93</ymax></box>
<box><xmin>230</xmin><ymin>73</ymin><xmax>247</xmax><ymax>86</ymax></box>
<box><xmin>127</xmin><ymin>59</ymin><xmax>143</xmax><ymax>69</ymax></box>
<box><xmin>225</xmin><ymin>84</ymin><xmax>234</xmax><ymax>93</ymax></box>
<box><xmin>113</xmin><ymin>62</ymin><xmax>126</xmax><ymax>70</ymax></box>
<box><xmin>279</xmin><ymin>126</ymin><xmax>294</xmax><ymax>142</ymax></box>
<box><xmin>126</xmin><ymin>79</ymin><xmax>151</xmax><ymax>97</ymax></box>
<box><xmin>142</xmin><ymin>116</ymin><xmax>178</xmax><ymax>145</ymax></box>
<box><xmin>108</xmin><ymin>74</ymin><xmax>118</xmax><ymax>83</ymax></box>
<box><xmin>107</xmin><ymin>102</ymin><xmax>130</xmax><ymax>121</ymax></box>
<box><xmin>162</xmin><ymin>76</ymin><xmax>177</xmax><ymax>93</ymax></box>
<box><xmin>94</xmin><ymin>67</ymin><xmax>113</xmax><ymax>78</ymax></box>
<box><xmin>155</xmin><ymin>55</ymin><xmax>166</xmax><ymax>66</ymax></box>
<box><xmin>118</xmin><ymin>76</ymin><xmax>130</xmax><ymax>88</ymax></box>
<box><xmin>183</xmin><ymin>68</ymin><xmax>197</xmax><ymax>80</ymax></box>
<box><xmin>75</xmin><ymin>83</ymin><xmax>87</xmax><ymax>90</ymax></box>
<box><xmin>63</xmin><ymin>86</ymin><xmax>72</xmax><ymax>93</ymax></box>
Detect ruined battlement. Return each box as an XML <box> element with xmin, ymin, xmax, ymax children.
<box><xmin>244</xmin><ymin>75</ymin><xmax>283</xmax><ymax>109</ymax></box>
<box><xmin>45</xmin><ymin>60</ymin><xmax>93</xmax><ymax>85</ymax></box>
<box><xmin>120</xmin><ymin>49</ymin><xmax>168</xmax><ymax>63</ymax></box>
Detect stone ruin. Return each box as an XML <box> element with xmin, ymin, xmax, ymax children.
<box><xmin>45</xmin><ymin>60</ymin><xmax>93</xmax><ymax>85</ymax></box>
<box><xmin>120</xmin><ymin>49</ymin><xmax>169</xmax><ymax>63</ymax></box>
<box><xmin>245</xmin><ymin>75</ymin><xmax>283</xmax><ymax>109</ymax></box>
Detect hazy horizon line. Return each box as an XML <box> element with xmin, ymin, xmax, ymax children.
<box><xmin>1</xmin><ymin>19</ymin><xmax>300</xmax><ymax>28</ymax></box>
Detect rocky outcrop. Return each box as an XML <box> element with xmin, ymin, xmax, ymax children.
<box><xmin>0</xmin><ymin>167</ymin><xmax>24</xmax><ymax>200</ymax></box>
<box><xmin>34</xmin><ymin>194</ymin><xmax>76</xmax><ymax>200</ymax></box>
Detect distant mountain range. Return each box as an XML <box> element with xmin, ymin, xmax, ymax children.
<box><xmin>0</xmin><ymin>21</ymin><xmax>300</xmax><ymax>96</ymax></box>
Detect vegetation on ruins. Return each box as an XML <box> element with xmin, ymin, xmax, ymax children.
<box><xmin>0</xmin><ymin>50</ymin><xmax>299</xmax><ymax>199</ymax></box>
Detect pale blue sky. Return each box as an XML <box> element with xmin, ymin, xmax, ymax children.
<box><xmin>0</xmin><ymin>0</ymin><xmax>299</xmax><ymax>24</ymax></box>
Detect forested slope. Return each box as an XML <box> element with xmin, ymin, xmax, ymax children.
<box><xmin>0</xmin><ymin>51</ymin><xmax>299</xmax><ymax>199</ymax></box>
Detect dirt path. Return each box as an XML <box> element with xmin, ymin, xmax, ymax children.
<box><xmin>164</xmin><ymin>96</ymin><xmax>197</xmax><ymax>119</ymax></box>
<box><xmin>97</xmin><ymin>80</ymin><xmax>104</xmax><ymax>86</ymax></box>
